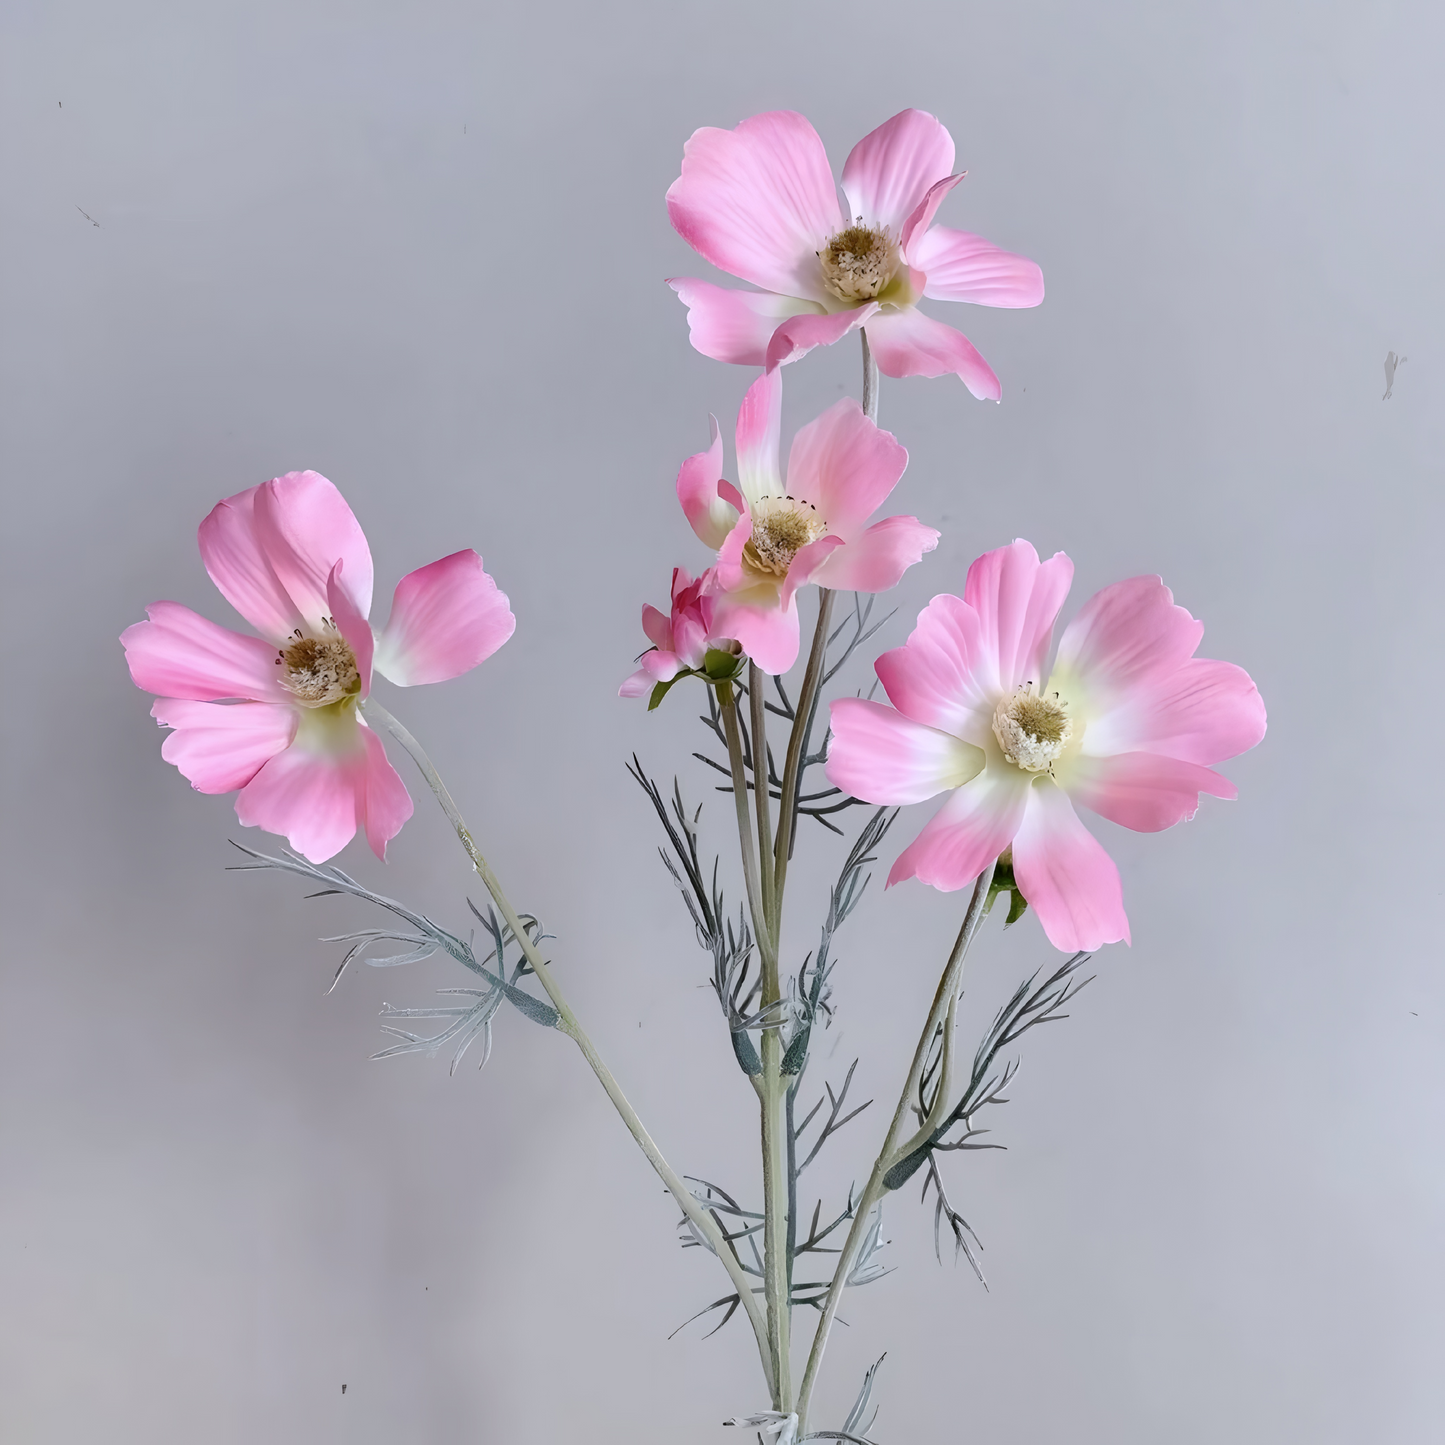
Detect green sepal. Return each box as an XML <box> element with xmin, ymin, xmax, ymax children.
<box><xmin>702</xmin><ymin>646</ymin><xmax>747</xmax><ymax>682</ymax></box>
<box><xmin>647</xmin><ymin>675</ymin><xmax>682</xmax><ymax>711</ymax></box>
<box><xmin>985</xmin><ymin>849</ymin><xmax>1029</xmax><ymax>928</ymax></box>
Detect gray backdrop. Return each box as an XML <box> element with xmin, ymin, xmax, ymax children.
<box><xmin>2</xmin><ymin>1</ymin><xmax>1441</xmax><ymax>1441</ymax></box>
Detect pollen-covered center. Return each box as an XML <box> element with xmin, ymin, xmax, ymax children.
<box><xmin>818</xmin><ymin>223</ymin><xmax>901</xmax><ymax>303</ymax></box>
<box><xmin>743</xmin><ymin>495</ymin><xmax>826</xmax><ymax>577</ymax></box>
<box><xmin>992</xmin><ymin>683</ymin><xmax>1073</xmax><ymax>774</ymax></box>
<box><xmin>276</xmin><ymin>623</ymin><xmax>360</xmax><ymax>707</ymax></box>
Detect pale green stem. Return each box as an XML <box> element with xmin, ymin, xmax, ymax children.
<box><xmin>861</xmin><ymin>327</ymin><xmax>880</xmax><ymax>423</ymax></box>
<box><xmin>771</xmin><ymin>589</ymin><xmax>835</xmax><ymax>913</ymax></box>
<box><xmin>717</xmin><ymin>679</ymin><xmax>791</xmax><ymax>1407</ymax></box>
<box><xmin>750</xmin><ymin>662</ymin><xmax>776</xmax><ymax>935</ymax></box>
<box><xmin>794</xmin><ymin>863</ymin><xmax>995</xmax><ymax>1434</ymax></box>
<box><xmin>717</xmin><ymin>682</ymin><xmax>775</xmax><ymax>979</ymax></box>
<box><xmin>360</xmin><ymin>695</ymin><xmax>776</xmax><ymax>1398</ymax></box>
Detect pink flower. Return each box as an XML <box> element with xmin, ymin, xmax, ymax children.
<box><xmin>619</xmin><ymin>566</ymin><xmax>738</xmax><ymax>705</ymax></box>
<box><xmin>667</xmin><ymin>108</ymin><xmax>1043</xmax><ymax>400</ymax></box>
<box><xmin>825</xmin><ymin>541</ymin><xmax>1266</xmax><ymax>951</ymax></box>
<box><xmin>122</xmin><ymin>470</ymin><xmax>515</xmax><ymax>863</ymax></box>
<box><xmin>677</xmin><ymin>370</ymin><xmax>939</xmax><ymax>675</ymax></box>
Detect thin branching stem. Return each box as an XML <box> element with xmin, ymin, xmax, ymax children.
<box><xmin>714</xmin><ymin>681</ymin><xmax>790</xmax><ymax>1403</ymax></box>
<box><xmin>359</xmin><ymin>695</ymin><xmax>776</xmax><ymax>1397</ymax></box>
<box><xmin>772</xmin><ymin>589</ymin><xmax>836</xmax><ymax>909</ymax></box>
<box><xmin>794</xmin><ymin>862</ymin><xmax>995</xmax><ymax>1434</ymax></box>
<box><xmin>716</xmin><ymin>681</ymin><xmax>776</xmax><ymax>980</ymax></box>
<box><xmin>750</xmin><ymin>662</ymin><xmax>777</xmax><ymax>935</ymax></box>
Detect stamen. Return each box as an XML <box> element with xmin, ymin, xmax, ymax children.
<box><xmin>818</xmin><ymin>222</ymin><xmax>901</xmax><ymax>303</ymax></box>
<box><xmin>743</xmin><ymin>495</ymin><xmax>826</xmax><ymax>577</ymax></box>
<box><xmin>992</xmin><ymin>683</ymin><xmax>1073</xmax><ymax>774</ymax></box>
<box><xmin>278</xmin><ymin>621</ymin><xmax>360</xmax><ymax>706</ymax></box>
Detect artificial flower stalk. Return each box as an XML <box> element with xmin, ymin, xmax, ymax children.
<box><xmin>359</xmin><ymin>694</ymin><xmax>778</xmax><ymax>1396</ymax></box>
<box><xmin>771</xmin><ymin>585</ymin><xmax>836</xmax><ymax>919</ymax></box>
<box><xmin>714</xmin><ymin>673</ymin><xmax>790</xmax><ymax>1403</ymax></box>
<box><xmin>718</xmin><ymin>330</ymin><xmax>886</xmax><ymax>1412</ymax></box>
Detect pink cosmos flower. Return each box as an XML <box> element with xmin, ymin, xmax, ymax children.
<box><xmin>619</xmin><ymin>566</ymin><xmax>736</xmax><ymax>704</ymax></box>
<box><xmin>678</xmin><ymin>369</ymin><xmax>938</xmax><ymax>676</ymax></box>
<box><xmin>122</xmin><ymin>470</ymin><xmax>515</xmax><ymax>864</ymax></box>
<box><xmin>667</xmin><ymin>108</ymin><xmax>1043</xmax><ymax>400</ymax></box>
<box><xmin>825</xmin><ymin>541</ymin><xmax>1266</xmax><ymax>952</ymax></box>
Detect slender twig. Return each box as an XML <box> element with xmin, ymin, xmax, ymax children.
<box><xmin>359</xmin><ymin>695</ymin><xmax>775</xmax><ymax>1397</ymax></box>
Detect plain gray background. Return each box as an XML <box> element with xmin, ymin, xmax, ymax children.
<box><xmin>2</xmin><ymin>1</ymin><xmax>1441</xmax><ymax>1440</ymax></box>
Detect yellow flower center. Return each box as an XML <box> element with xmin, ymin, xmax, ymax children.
<box><xmin>743</xmin><ymin>496</ymin><xmax>827</xmax><ymax>577</ymax></box>
<box><xmin>992</xmin><ymin>683</ymin><xmax>1073</xmax><ymax>774</ymax></box>
<box><xmin>819</xmin><ymin>224</ymin><xmax>901</xmax><ymax>303</ymax></box>
<box><xmin>276</xmin><ymin>622</ymin><xmax>360</xmax><ymax>706</ymax></box>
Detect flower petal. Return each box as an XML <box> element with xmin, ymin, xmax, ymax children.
<box><xmin>964</xmin><ymin>540</ymin><xmax>1074</xmax><ymax>696</ymax></box>
<box><xmin>782</xmin><ymin>397</ymin><xmax>907</xmax><ymax>538</ymax></box>
<box><xmin>887</xmin><ymin>764</ymin><xmax>1031</xmax><ymax>891</ymax></box>
<box><xmin>709</xmin><ymin>584</ymin><xmax>801</xmax><ymax>675</ymax></box>
<box><xmin>1051</xmin><ymin>576</ymin><xmax>1266</xmax><ymax>764</ymax></box>
<box><xmin>764</xmin><ymin>305</ymin><xmax>877</xmax><ymax>372</ymax></box>
<box><xmin>667</xmin><ymin>111</ymin><xmax>842</xmax><ymax>301</ymax></box>
<box><xmin>251</xmin><ymin>470</ymin><xmax>374</xmax><ymax>628</ymax></box>
<box><xmin>327</xmin><ymin>561</ymin><xmax>374</xmax><ymax>698</ymax></box>
<box><xmin>1010</xmin><ymin>779</ymin><xmax>1129</xmax><ymax>951</ymax></box>
<box><xmin>779</xmin><ymin>533</ymin><xmax>846</xmax><ymax>608</ymax></box>
<box><xmin>899</xmin><ymin>174</ymin><xmax>965</xmax><ymax>259</ymax></box>
<box><xmin>359</xmin><ymin>722</ymin><xmax>414</xmax><ymax>861</ymax></box>
<box><xmin>122</xmin><ymin>602</ymin><xmax>289</xmax><ymax>702</ymax></box>
<box><xmin>1065</xmin><ymin>750</ymin><xmax>1238</xmax><ymax>833</ymax></box>
<box><xmin>153</xmin><ymin>698</ymin><xmax>297</xmax><ymax>793</ymax></box>
<box><xmin>1091</xmin><ymin>658</ymin><xmax>1267</xmax><ymax>765</ymax></box>
<box><xmin>197</xmin><ymin>485</ymin><xmax>305</xmax><ymax>643</ymax></box>
<box><xmin>863</xmin><ymin>307</ymin><xmax>1002</xmax><ymax>400</ymax></box>
<box><xmin>641</xmin><ymin>604</ymin><xmax>673</xmax><ymax>651</ymax></box>
<box><xmin>676</xmin><ymin>419</ymin><xmax>738</xmax><ymax>549</ymax></box>
<box><xmin>619</xmin><ymin>651</ymin><xmax>684</xmax><ymax>698</ymax></box>
<box><xmin>667</xmin><ymin>278</ymin><xmax>823</xmax><ymax>366</ymax></box>
<box><xmin>1051</xmin><ymin>575</ymin><xmax>1202</xmax><ymax>704</ymax></box>
<box><xmin>810</xmin><ymin>514</ymin><xmax>940</xmax><ymax>594</ymax></box>
<box><xmin>714</xmin><ymin>511</ymin><xmax>757</xmax><ymax>596</ymax></box>
<box><xmin>826</xmin><ymin>698</ymin><xmax>983</xmax><ymax>805</ymax></box>
<box><xmin>235</xmin><ymin>707</ymin><xmax>368</xmax><ymax>863</ymax></box>
<box><xmin>911</xmin><ymin>227</ymin><xmax>1045</xmax><ymax>307</ymax></box>
<box><xmin>875</xmin><ymin>594</ymin><xmax>996</xmax><ymax>742</ymax></box>
<box><xmin>841</xmin><ymin>109</ymin><xmax>955</xmax><ymax>234</ymax></box>
<box><xmin>735</xmin><ymin>370</ymin><xmax>784</xmax><ymax>506</ymax></box>
<box><xmin>372</xmin><ymin>551</ymin><xmax>515</xmax><ymax>688</ymax></box>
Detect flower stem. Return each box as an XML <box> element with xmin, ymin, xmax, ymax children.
<box><xmin>750</xmin><ymin>663</ymin><xmax>777</xmax><ymax>935</ymax></box>
<box><xmin>794</xmin><ymin>862</ymin><xmax>996</xmax><ymax>1435</ymax></box>
<box><xmin>861</xmin><ymin>327</ymin><xmax>880</xmax><ymax>423</ymax></box>
<box><xmin>360</xmin><ymin>695</ymin><xmax>777</xmax><ymax>1399</ymax></box>
<box><xmin>771</xmin><ymin>589</ymin><xmax>835</xmax><ymax>911</ymax></box>
<box><xmin>717</xmin><ymin>681</ymin><xmax>775</xmax><ymax>979</ymax></box>
<box><xmin>717</xmin><ymin>679</ymin><xmax>791</xmax><ymax>1407</ymax></box>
